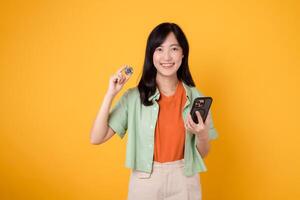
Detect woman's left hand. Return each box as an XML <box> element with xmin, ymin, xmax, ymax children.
<box><xmin>185</xmin><ymin>111</ymin><xmax>211</xmax><ymax>140</ymax></box>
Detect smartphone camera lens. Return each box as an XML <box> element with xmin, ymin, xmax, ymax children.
<box><xmin>196</xmin><ymin>99</ymin><xmax>205</xmax><ymax>107</ymax></box>
<box><xmin>199</xmin><ymin>100</ymin><xmax>204</xmax><ymax>107</ymax></box>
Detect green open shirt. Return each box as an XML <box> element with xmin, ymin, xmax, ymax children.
<box><xmin>108</xmin><ymin>82</ymin><xmax>218</xmax><ymax>176</ymax></box>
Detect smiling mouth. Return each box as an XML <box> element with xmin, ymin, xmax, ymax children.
<box><xmin>160</xmin><ymin>63</ymin><xmax>175</xmax><ymax>67</ymax></box>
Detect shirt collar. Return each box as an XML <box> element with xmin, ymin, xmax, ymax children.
<box><xmin>148</xmin><ymin>87</ymin><xmax>160</xmax><ymax>101</ymax></box>
<box><xmin>148</xmin><ymin>81</ymin><xmax>192</xmax><ymax>102</ymax></box>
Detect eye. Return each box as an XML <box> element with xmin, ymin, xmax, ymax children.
<box><xmin>156</xmin><ymin>47</ymin><xmax>163</xmax><ymax>52</ymax></box>
<box><xmin>172</xmin><ymin>47</ymin><xmax>179</xmax><ymax>51</ymax></box>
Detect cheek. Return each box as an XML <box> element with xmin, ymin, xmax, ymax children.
<box><xmin>153</xmin><ymin>54</ymin><xmax>161</xmax><ymax>65</ymax></box>
<box><xmin>172</xmin><ymin>52</ymin><xmax>182</xmax><ymax>61</ymax></box>
<box><xmin>175</xmin><ymin>55</ymin><xmax>183</xmax><ymax>66</ymax></box>
<box><xmin>176</xmin><ymin>57</ymin><xmax>182</xmax><ymax>64</ymax></box>
<box><xmin>153</xmin><ymin>54</ymin><xmax>159</xmax><ymax>68</ymax></box>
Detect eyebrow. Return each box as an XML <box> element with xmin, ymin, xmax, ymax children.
<box><xmin>159</xmin><ymin>44</ymin><xmax>181</xmax><ymax>47</ymax></box>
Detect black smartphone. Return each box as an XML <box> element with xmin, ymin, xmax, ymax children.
<box><xmin>190</xmin><ymin>97</ymin><xmax>213</xmax><ymax>124</ymax></box>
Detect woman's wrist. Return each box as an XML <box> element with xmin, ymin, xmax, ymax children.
<box><xmin>196</xmin><ymin>131</ymin><xmax>209</xmax><ymax>142</ymax></box>
<box><xmin>105</xmin><ymin>91</ymin><xmax>116</xmax><ymax>98</ymax></box>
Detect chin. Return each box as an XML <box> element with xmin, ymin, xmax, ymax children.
<box><xmin>157</xmin><ymin>70</ymin><xmax>177</xmax><ymax>77</ymax></box>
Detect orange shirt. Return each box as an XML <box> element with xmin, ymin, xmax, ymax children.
<box><xmin>154</xmin><ymin>81</ymin><xmax>187</xmax><ymax>162</ymax></box>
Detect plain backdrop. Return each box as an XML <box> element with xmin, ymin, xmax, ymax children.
<box><xmin>1</xmin><ymin>0</ymin><xmax>299</xmax><ymax>199</ymax></box>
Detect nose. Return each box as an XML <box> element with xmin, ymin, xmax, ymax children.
<box><xmin>163</xmin><ymin>50</ymin><xmax>172</xmax><ymax>61</ymax></box>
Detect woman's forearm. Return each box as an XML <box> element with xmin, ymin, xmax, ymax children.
<box><xmin>196</xmin><ymin>134</ymin><xmax>210</xmax><ymax>158</ymax></box>
<box><xmin>90</xmin><ymin>92</ymin><xmax>115</xmax><ymax>144</ymax></box>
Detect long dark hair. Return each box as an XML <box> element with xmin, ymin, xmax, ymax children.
<box><xmin>138</xmin><ymin>22</ymin><xmax>196</xmax><ymax>106</ymax></box>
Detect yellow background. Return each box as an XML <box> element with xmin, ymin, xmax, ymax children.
<box><xmin>1</xmin><ymin>0</ymin><xmax>299</xmax><ymax>199</ymax></box>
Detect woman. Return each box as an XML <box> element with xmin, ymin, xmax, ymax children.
<box><xmin>90</xmin><ymin>22</ymin><xmax>218</xmax><ymax>200</ymax></box>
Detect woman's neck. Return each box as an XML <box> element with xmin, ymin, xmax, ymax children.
<box><xmin>156</xmin><ymin>75</ymin><xmax>179</xmax><ymax>96</ymax></box>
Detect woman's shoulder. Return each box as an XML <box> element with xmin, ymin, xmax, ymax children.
<box><xmin>183</xmin><ymin>83</ymin><xmax>205</xmax><ymax>98</ymax></box>
<box><xmin>122</xmin><ymin>86</ymin><xmax>139</xmax><ymax>99</ymax></box>
<box><xmin>193</xmin><ymin>87</ymin><xmax>205</xmax><ymax>97</ymax></box>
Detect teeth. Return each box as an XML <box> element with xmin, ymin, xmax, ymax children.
<box><xmin>161</xmin><ymin>63</ymin><xmax>174</xmax><ymax>67</ymax></box>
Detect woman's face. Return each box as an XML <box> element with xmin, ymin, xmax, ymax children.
<box><xmin>153</xmin><ymin>32</ymin><xmax>184</xmax><ymax>79</ymax></box>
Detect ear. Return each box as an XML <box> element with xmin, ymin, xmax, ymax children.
<box><xmin>182</xmin><ymin>55</ymin><xmax>184</xmax><ymax>58</ymax></box>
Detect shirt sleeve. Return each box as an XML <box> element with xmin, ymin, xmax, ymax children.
<box><xmin>208</xmin><ymin>112</ymin><xmax>219</xmax><ymax>140</ymax></box>
<box><xmin>108</xmin><ymin>90</ymin><xmax>129</xmax><ymax>139</ymax></box>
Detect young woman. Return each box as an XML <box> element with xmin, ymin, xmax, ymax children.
<box><xmin>90</xmin><ymin>22</ymin><xmax>218</xmax><ymax>200</ymax></box>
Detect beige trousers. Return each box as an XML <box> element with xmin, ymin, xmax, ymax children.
<box><xmin>127</xmin><ymin>159</ymin><xmax>202</xmax><ymax>200</ymax></box>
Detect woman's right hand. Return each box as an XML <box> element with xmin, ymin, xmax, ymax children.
<box><xmin>106</xmin><ymin>66</ymin><xmax>132</xmax><ymax>97</ymax></box>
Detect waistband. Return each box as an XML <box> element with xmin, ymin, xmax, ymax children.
<box><xmin>153</xmin><ymin>159</ymin><xmax>184</xmax><ymax>169</ymax></box>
